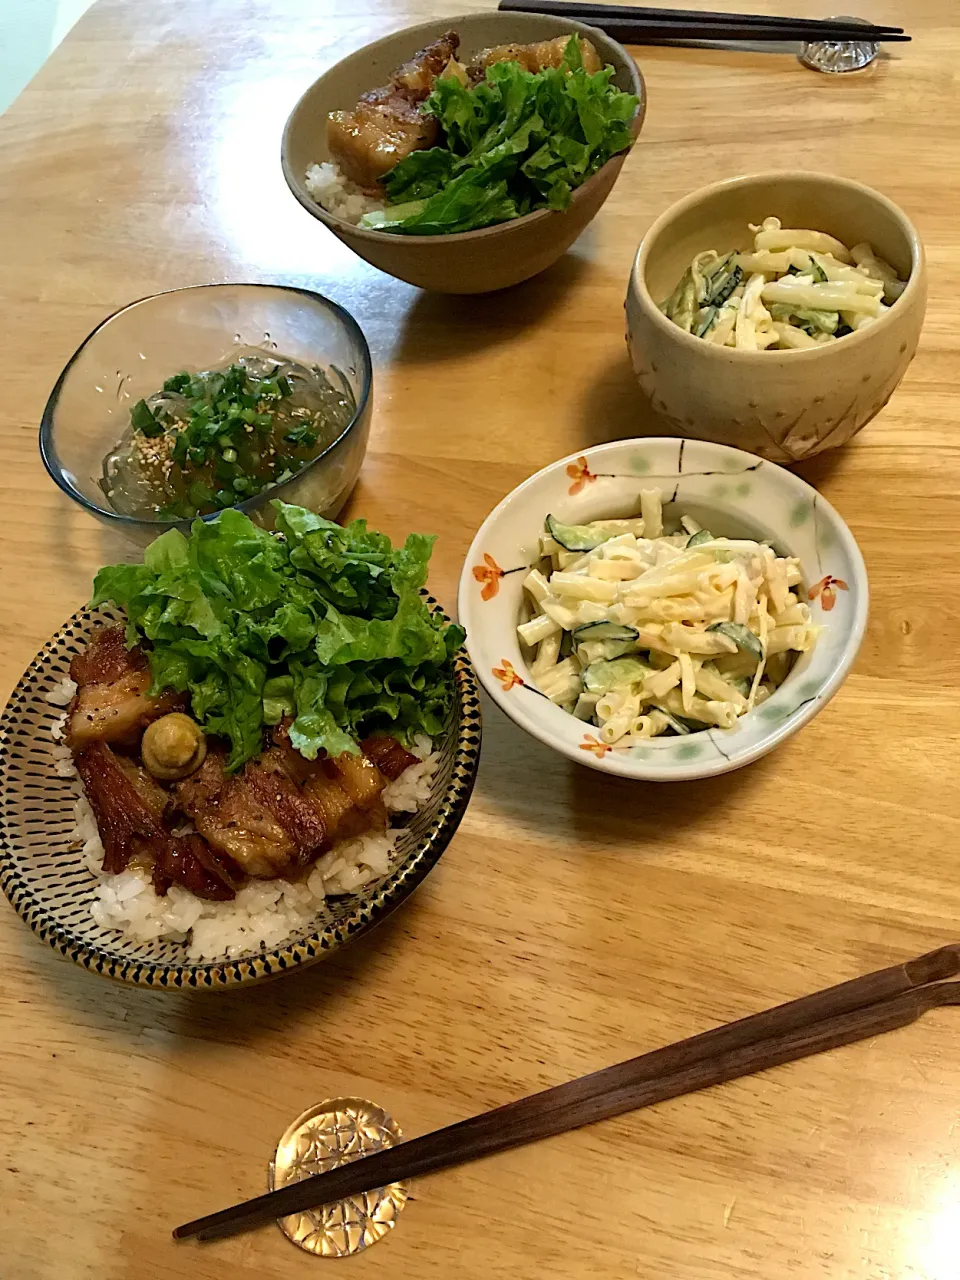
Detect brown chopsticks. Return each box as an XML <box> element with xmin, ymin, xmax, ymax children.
<box><xmin>174</xmin><ymin>944</ymin><xmax>960</xmax><ymax>1243</ymax></box>
<box><xmin>497</xmin><ymin>1</ymin><xmax>910</xmax><ymax>44</ymax></box>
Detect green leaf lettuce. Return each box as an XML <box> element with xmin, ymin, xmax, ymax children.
<box><xmin>91</xmin><ymin>502</ymin><xmax>464</xmax><ymax>771</ymax></box>
<box><xmin>365</xmin><ymin>37</ymin><xmax>638</xmax><ymax>236</ymax></box>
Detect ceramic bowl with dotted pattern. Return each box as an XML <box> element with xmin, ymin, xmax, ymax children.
<box><xmin>458</xmin><ymin>437</ymin><xmax>867</xmax><ymax>781</ymax></box>
<box><xmin>0</xmin><ymin>599</ymin><xmax>481</xmax><ymax>989</ymax></box>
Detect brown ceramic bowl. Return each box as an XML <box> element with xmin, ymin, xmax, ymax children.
<box><xmin>625</xmin><ymin>171</ymin><xmax>927</xmax><ymax>462</ymax></box>
<box><xmin>282</xmin><ymin>12</ymin><xmax>645</xmax><ymax>294</ymax></box>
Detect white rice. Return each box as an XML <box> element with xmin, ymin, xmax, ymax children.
<box><xmin>304</xmin><ymin>161</ymin><xmax>385</xmax><ymax>226</ymax></box>
<box><xmin>50</xmin><ymin>677</ymin><xmax>439</xmax><ymax>960</ymax></box>
<box><xmin>44</xmin><ymin>676</ymin><xmax>78</xmax><ymax>707</ymax></box>
<box><xmin>46</xmin><ymin>691</ymin><xmax>77</xmax><ymax>776</ymax></box>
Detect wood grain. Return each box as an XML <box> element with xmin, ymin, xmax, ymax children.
<box><xmin>175</xmin><ymin>948</ymin><xmax>960</xmax><ymax>1240</ymax></box>
<box><xmin>2</xmin><ymin>2</ymin><xmax>960</xmax><ymax>1278</ymax></box>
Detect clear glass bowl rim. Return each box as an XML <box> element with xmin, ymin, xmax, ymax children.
<box><xmin>38</xmin><ymin>282</ymin><xmax>374</xmax><ymax>532</ymax></box>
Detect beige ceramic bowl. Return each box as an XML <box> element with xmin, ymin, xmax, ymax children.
<box><xmin>625</xmin><ymin>172</ymin><xmax>927</xmax><ymax>462</ymax></box>
<box><xmin>282</xmin><ymin>12</ymin><xmax>645</xmax><ymax>294</ymax></box>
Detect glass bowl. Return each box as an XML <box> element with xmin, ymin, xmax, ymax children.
<box><xmin>40</xmin><ymin>283</ymin><xmax>373</xmax><ymax>545</ymax></box>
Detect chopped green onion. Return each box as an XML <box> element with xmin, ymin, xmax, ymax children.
<box><xmin>284</xmin><ymin>424</ymin><xmax>318</xmax><ymax>449</ymax></box>
<box><xmin>188</xmin><ymin>480</ymin><xmax>215</xmax><ymax>508</ymax></box>
<box><xmin>130</xmin><ymin>399</ymin><xmax>164</xmax><ymax>437</ymax></box>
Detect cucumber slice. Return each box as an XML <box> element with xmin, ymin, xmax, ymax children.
<box><xmin>577</xmin><ymin>639</ymin><xmax>639</xmax><ymax>665</ymax></box>
<box><xmin>695</xmin><ymin>306</ymin><xmax>718</xmax><ymax>338</ymax></box>
<box><xmin>702</xmin><ymin>251</ymin><xmax>735</xmax><ymax>280</ymax></box>
<box><xmin>545</xmin><ymin>514</ymin><xmax>611</xmax><ymax>553</ymax></box>
<box><xmin>706</xmin><ymin>263</ymin><xmax>743</xmax><ymax>307</ymax></box>
<box><xmin>583</xmin><ymin>656</ymin><xmax>652</xmax><ymax>695</ymax></box>
<box><xmin>652</xmin><ymin>707</ymin><xmax>692</xmax><ymax>735</ymax></box>
<box><xmin>572</xmin><ymin>621</ymin><xmax>640</xmax><ymax>643</ymax></box>
<box><xmin>559</xmin><ymin>630</ymin><xmax>574</xmax><ymax>660</ymax></box>
<box><xmin>686</xmin><ymin>529</ymin><xmax>714</xmax><ymax>548</ymax></box>
<box><xmin>707</xmin><ymin>621</ymin><xmax>764</xmax><ymax>661</ymax></box>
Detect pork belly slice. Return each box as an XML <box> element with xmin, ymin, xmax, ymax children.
<box><xmin>360</xmin><ymin>735</ymin><xmax>419</xmax><ymax>781</ymax></box>
<box><xmin>327</xmin><ymin>92</ymin><xmax>439</xmax><ymax>189</ymax></box>
<box><xmin>75</xmin><ymin>742</ymin><xmax>238</xmax><ymax>900</ymax></box>
<box><xmin>66</xmin><ymin>624</ymin><xmax>184</xmax><ymax>750</ymax></box>
<box><xmin>244</xmin><ymin>750</ymin><xmax>330</xmax><ymax>866</ymax></box>
<box><xmin>175</xmin><ymin>752</ymin><xmax>301</xmax><ymax>879</ymax></box>
<box><xmin>75</xmin><ymin>742</ymin><xmax>171</xmax><ymax>875</ymax></box>
<box><xmin>326</xmin><ymin>31</ymin><xmax>459</xmax><ymax>187</ymax></box>
<box><xmin>325</xmin><ymin>750</ymin><xmax>386</xmax><ymax>811</ymax></box>
<box><xmin>469</xmin><ymin>36</ymin><xmax>602</xmax><ymax>78</ymax></box>
<box><xmin>270</xmin><ymin>719</ymin><xmax>391</xmax><ymax>836</ymax></box>
<box><xmin>69</xmin><ymin>624</ymin><xmax>148</xmax><ymax>686</ymax></box>
<box><xmin>305</xmin><ymin>767</ymin><xmax>379</xmax><ymax>843</ymax></box>
<box><xmin>390</xmin><ymin>30</ymin><xmax>460</xmax><ymax>102</ymax></box>
<box><xmin>152</xmin><ymin>834</ymin><xmax>241</xmax><ymax>902</ymax></box>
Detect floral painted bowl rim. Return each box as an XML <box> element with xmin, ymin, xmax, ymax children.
<box><xmin>0</xmin><ymin>597</ymin><xmax>481</xmax><ymax>990</ymax></box>
<box><xmin>457</xmin><ymin>437</ymin><xmax>868</xmax><ymax>781</ymax></box>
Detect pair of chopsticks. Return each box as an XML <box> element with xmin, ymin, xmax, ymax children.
<box><xmin>175</xmin><ymin>943</ymin><xmax>960</xmax><ymax>1242</ymax></box>
<box><xmin>498</xmin><ymin>1</ymin><xmax>910</xmax><ymax>45</ymax></box>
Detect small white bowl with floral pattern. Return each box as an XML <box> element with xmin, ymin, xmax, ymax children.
<box><xmin>458</xmin><ymin>437</ymin><xmax>868</xmax><ymax>780</ymax></box>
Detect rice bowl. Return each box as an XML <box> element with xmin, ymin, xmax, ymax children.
<box><xmin>46</xmin><ymin>671</ymin><xmax>440</xmax><ymax>961</ymax></box>
<box><xmin>0</xmin><ymin>599</ymin><xmax>481</xmax><ymax>990</ymax></box>
<box><xmin>281</xmin><ymin>11</ymin><xmax>645</xmax><ymax>293</ymax></box>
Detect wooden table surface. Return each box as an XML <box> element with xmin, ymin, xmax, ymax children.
<box><xmin>2</xmin><ymin>1</ymin><xmax>959</xmax><ymax>1277</ymax></box>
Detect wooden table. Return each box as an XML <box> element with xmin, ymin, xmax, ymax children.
<box><xmin>2</xmin><ymin>2</ymin><xmax>959</xmax><ymax>1276</ymax></box>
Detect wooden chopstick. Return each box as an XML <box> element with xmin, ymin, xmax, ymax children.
<box><xmin>499</xmin><ymin>0</ymin><xmax>905</xmax><ymax>38</ymax></box>
<box><xmin>174</xmin><ymin>944</ymin><xmax>960</xmax><ymax>1242</ymax></box>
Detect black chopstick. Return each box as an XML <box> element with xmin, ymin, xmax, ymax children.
<box><xmin>500</xmin><ymin>0</ymin><xmax>904</xmax><ymax>36</ymax></box>
<box><xmin>174</xmin><ymin>944</ymin><xmax>960</xmax><ymax>1243</ymax></box>
<box><xmin>498</xmin><ymin>1</ymin><xmax>909</xmax><ymax>42</ymax></box>
<box><xmin>577</xmin><ymin>21</ymin><xmax>907</xmax><ymax>42</ymax></box>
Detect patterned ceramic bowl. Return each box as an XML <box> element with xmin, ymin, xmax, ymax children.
<box><xmin>0</xmin><ymin>600</ymin><xmax>480</xmax><ymax>989</ymax></box>
<box><xmin>458</xmin><ymin>438</ymin><xmax>867</xmax><ymax>781</ymax></box>
<box><xmin>625</xmin><ymin>171</ymin><xmax>926</xmax><ymax>462</ymax></box>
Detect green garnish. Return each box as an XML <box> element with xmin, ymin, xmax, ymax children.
<box><xmin>102</xmin><ymin>358</ymin><xmax>355</xmax><ymax>520</ymax></box>
<box><xmin>284</xmin><ymin>424</ymin><xmax>319</xmax><ymax>450</ymax></box>
<box><xmin>91</xmin><ymin>502</ymin><xmax>465</xmax><ymax>772</ymax></box>
<box><xmin>360</xmin><ymin>36</ymin><xmax>638</xmax><ymax>236</ymax></box>
<box><xmin>130</xmin><ymin>399</ymin><xmax>164</xmax><ymax>437</ymax></box>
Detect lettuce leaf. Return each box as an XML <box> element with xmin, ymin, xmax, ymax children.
<box><xmin>91</xmin><ymin>501</ymin><xmax>464</xmax><ymax>770</ymax></box>
<box><xmin>369</xmin><ymin>37</ymin><xmax>638</xmax><ymax>236</ymax></box>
